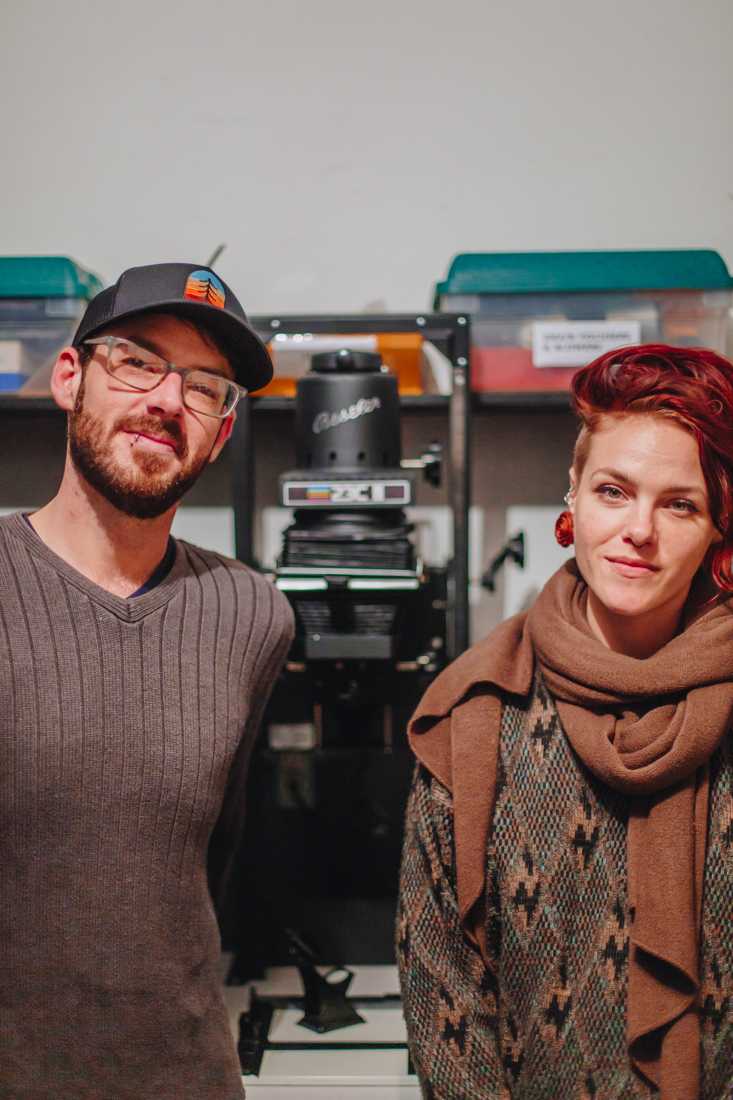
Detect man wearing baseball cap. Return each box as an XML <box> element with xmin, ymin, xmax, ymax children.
<box><xmin>0</xmin><ymin>264</ymin><xmax>293</xmax><ymax>1098</ymax></box>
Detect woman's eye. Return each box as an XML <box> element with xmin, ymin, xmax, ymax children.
<box><xmin>669</xmin><ymin>499</ymin><xmax>697</xmax><ymax>514</ymax></box>
<box><xmin>597</xmin><ymin>484</ymin><xmax>625</xmax><ymax>501</ymax></box>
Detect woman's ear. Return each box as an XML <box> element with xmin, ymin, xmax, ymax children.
<box><xmin>567</xmin><ymin>467</ymin><xmax>577</xmax><ymax>511</ymax></box>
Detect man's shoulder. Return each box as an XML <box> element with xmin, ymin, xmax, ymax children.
<box><xmin>0</xmin><ymin>511</ymin><xmax>29</xmax><ymax>558</ymax></box>
<box><xmin>0</xmin><ymin>511</ymin><xmax>25</xmax><ymax>533</ymax></box>
<box><xmin>175</xmin><ymin>537</ymin><xmax>276</xmax><ymax>591</ymax></box>
<box><xmin>175</xmin><ymin>537</ymin><xmax>252</xmax><ymax>577</ymax></box>
<box><xmin>175</xmin><ymin>539</ymin><xmax>293</xmax><ymax>627</ymax></box>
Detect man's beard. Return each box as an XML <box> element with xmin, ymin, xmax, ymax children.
<box><xmin>68</xmin><ymin>383</ymin><xmax>211</xmax><ymax>520</ymax></box>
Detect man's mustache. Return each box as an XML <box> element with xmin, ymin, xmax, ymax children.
<box><xmin>115</xmin><ymin>415</ymin><xmax>187</xmax><ymax>457</ymax></box>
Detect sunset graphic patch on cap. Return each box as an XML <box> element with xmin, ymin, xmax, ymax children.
<box><xmin>183</xmin><ymin>269</ymin><xmax>226</xmax><ymax>309</ymax></box>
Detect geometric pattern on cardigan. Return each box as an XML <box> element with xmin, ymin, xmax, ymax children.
<box><xmin>397</xmin><ymin>673</ymin><xmax>733</xmax><ymax>1099</ymax></box>
<box><xmin>700</xmin><ymin>726</ymin><xmax>733</xmax><ymax>1099</ymax></box>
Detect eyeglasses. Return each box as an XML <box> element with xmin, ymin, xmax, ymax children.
<box><xmin>82</xmin><ymin>336</ymin><xmax>247</xmax><ymax>419</ymax></box>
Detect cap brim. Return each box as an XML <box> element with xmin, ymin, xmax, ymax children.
<box><xmin>81</xmin><ymin>299</ymin><xmax>273</xmax><ymax>392</ymax></box>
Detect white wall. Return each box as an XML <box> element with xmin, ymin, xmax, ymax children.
<box><xmin>3</xmin><ymin>0</ymin><xmax>732</xmax><ymax>640</ymax></box>
<box><xmin>3</xmin><ymin>0</ymin><xmax>732</xmax><ymax>308</ymax></box>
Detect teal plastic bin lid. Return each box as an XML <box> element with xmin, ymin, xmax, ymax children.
<box><xmin>0</xmin><ymin>256</ymin><xmax>103</xmax><ymax>299</ymax></box>
<box><xmin>434</xmin><ymin>250</ymin><xmax>733</xmax><ymax>303</ymax></box>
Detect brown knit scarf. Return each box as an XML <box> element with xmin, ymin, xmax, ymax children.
<box><xmin>408</xmin><ymin>560</ymin><xmax>733</xmax><ymax>1100</ymax></box>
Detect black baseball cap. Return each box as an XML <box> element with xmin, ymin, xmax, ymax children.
<box><xmin>72</xmin><ymin>262</ymin><xmax>273</xmax><ymax>391</ymax></box>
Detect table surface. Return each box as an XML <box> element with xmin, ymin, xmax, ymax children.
<box><xmin>222</xmin><ymin>962</ymin><xmax>421</xmax><ymax>1098</ymax></box>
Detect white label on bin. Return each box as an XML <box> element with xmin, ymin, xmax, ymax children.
<box><xmin>0</xmin><ymin>341</ymin><xmax>27</xmax><ymax>375</ymax></box>
<box><xmin>532</xmin><ymin>321</ymin><xmax>641</xmax><ymax>368</ymax></box>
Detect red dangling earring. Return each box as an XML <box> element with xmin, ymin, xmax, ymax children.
<box><xmin>555</xmin><ymin>493</ymin><xmax>574</xmax><ymax>547</ymax></box>
<box><xmin>711</xmin><ymin>544</ymin><xmax>733</xmax><ymax>590</ymax></box>
<box><xmin>554</xmin><ymin>511</ymin><xmax>574</xmax><ymax>547</ymax></box>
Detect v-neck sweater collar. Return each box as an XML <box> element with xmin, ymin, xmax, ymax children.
<box><xmin>3</xmin><ymin>511</ymin><xmax>190</xmax><ymax>622</ymax></box>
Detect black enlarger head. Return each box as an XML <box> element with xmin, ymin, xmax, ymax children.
<box><xmin>295</xmin><ymin>349</ymin><xmax>401</xmax><ymax>470</ymax></box>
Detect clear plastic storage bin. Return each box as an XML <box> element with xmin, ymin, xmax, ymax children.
<box><xmin>434</xmin><ymin>251</ymin><xmax>733</xmax><ymax>392</ymax></box>
<box><xmin>0</xmin><ymin>256</ymin><xmax>103</xmax><ymax>392</ymax></box>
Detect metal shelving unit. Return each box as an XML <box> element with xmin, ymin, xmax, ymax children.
<box><xmin>0</xmin><ymin>392</ymin><xmax>571</xmax><ymax>415</ymax></box>
<box><xmin>0</xmin><ymin>394</ymin><xmax>456</xmax><ymax>416</ymax></box>
<box><xmin>0</xmin><ymin>351</ymin><xmax>573</xmax><ymax>656</ymax></box>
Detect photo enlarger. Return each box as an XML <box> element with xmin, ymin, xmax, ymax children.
<box><xmin>224</xmin><ymin>314</ymin><xmax>470</xmax><ymax>1098</ymax></box>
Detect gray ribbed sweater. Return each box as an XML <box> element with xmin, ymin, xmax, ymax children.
<box><xmin>0</xmin><ymin>512</ymin><xmax>294</xmax><ymax>1100</ymax></box>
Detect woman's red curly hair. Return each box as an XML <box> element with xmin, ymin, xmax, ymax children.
<box><xmin>570</xmin><ymin>344</ymin><xmax>733</xmax><ymax>591</ymax></box>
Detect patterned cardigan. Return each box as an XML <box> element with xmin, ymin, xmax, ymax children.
<box><xmin>396</xmin><ymin>675</ymin><xmax>733</xmax><ymax>1099</ymax></box>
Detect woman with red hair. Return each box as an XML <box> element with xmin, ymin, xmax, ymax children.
<box><xmin>398</xmin><ymin>345</ymin><xmax>733</xmax><ymax>1100</ymax></box>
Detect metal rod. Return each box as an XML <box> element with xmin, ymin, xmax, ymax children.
<box><xmin>448</xmin><ymin>318</ymin><xmax>471</xmax><ymax>657</ymax></box>
<box><xmin>231</xmin><ymin>398</ymin><xmax>255</xmax><ymax>565</ymax></box>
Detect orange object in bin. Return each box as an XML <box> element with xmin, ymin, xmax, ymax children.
<box><xmin>259</xmin><ymin>332</ymin><xmax>424</xmax><ymax>397</ymax></box>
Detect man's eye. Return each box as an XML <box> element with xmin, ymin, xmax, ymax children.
<box><xmin>123</xmin><ymin>357</ymin><xmax>162</xmax><ymax>373</ymax></box>
<box><xmin>188</xmin><ymin>381</ymin><xmax>219</xmax><ymax>399</ymax></box>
